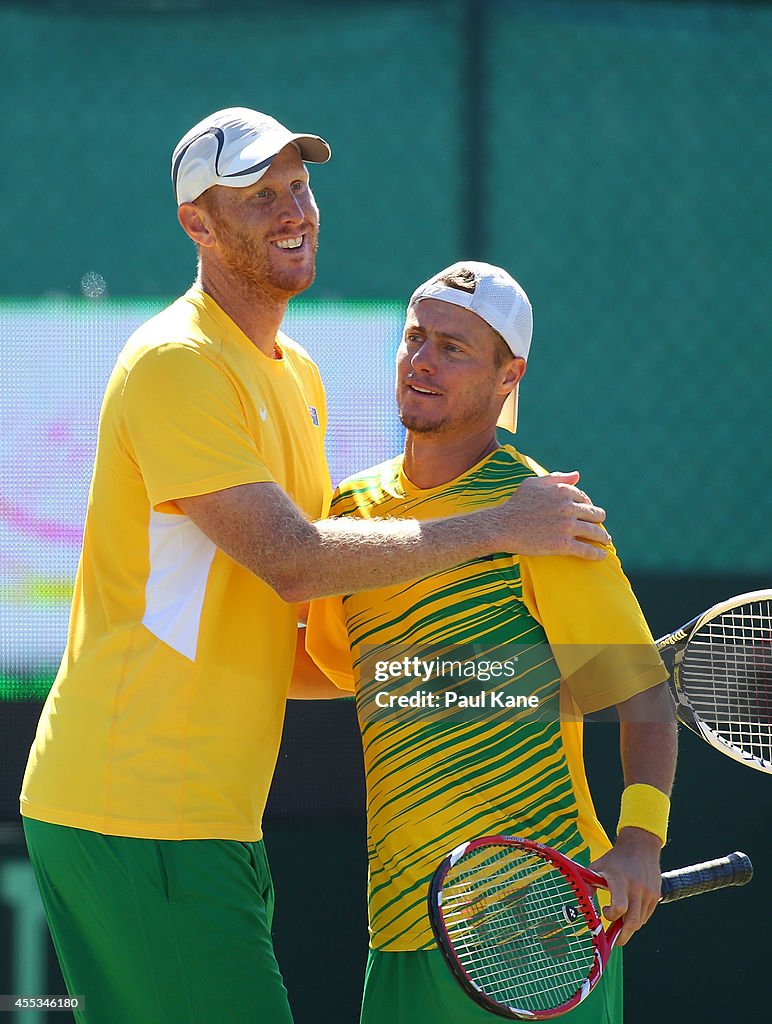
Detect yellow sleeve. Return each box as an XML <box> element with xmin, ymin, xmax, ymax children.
<box><xmin>519</xmin><ymin>542</ymin><xmax>667</xmax><ymax>714</ymax></box>
<box><xmin>306</xmin><ymin>594</ymin><xmax>356</xmax><ymax>692</ymax></box>
<box><xmin>120</xmin><ymin>343</ymin><xmax>275</xmax><ymax>509</ymax></box>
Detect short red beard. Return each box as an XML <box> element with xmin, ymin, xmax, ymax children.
<box><xmin>217</xmin><ymin>222</ymin><xmax>318</xmax><ymax>300</ymax></box>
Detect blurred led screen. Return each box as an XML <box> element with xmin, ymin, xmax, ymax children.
<box><xmin>0</xmin><ymin>299</ymin><xmax>406</xmax><ymax>697</ymax></box>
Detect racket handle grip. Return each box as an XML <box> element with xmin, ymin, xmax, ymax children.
<box><xmin>660</xmin><ymin>852</ymin><xmax>753</xmax><ymax>903</ymax></box>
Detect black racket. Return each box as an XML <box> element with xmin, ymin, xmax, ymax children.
<box><xmin>656</xmin><ymin>590</ymin><xmax>772</xmax><ymax>773</ymax></box>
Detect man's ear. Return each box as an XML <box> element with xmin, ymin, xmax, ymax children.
<box><xmin>177</xmin><ymin>202</ymin><xmax>217</xmax><ymax>248</ymax></box>
<box><xmin>499</xmin><ymin>356</ymin><xmax>526</xmax><ymax>397</ymax></box>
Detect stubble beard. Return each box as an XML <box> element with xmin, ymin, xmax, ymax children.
<box><xmin>397</xmin><ymin>380</ymin><xmax>499</xmax><ymax>436</ymax></box>
<box><xmin>399</xmin><ymin>409</ymin><xmax>452</xmax><ymax>434</ymax></box>
<box><xmin>220</xmin><ymin>226</ymin><xmax>318</xmax><ymax>301</ymax></box>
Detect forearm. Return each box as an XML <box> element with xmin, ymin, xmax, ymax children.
<box><xmin>273</xmin><ymin>510</ymin><xmax>497</xmax><ymax>603</ymax></box>
<box><xmin>589</xmin><ymin>681</ymin><xmax>678</xmax><ymax>944</ymax></box>
<box><xmin>178</xmin><ymin>474</ymin><xmax>609</xmax><ymax>603</ymax></box>
<box><xmin>617</xmin><ymin>681</ymin><xmax>678</xmax><ymax>796</ymax></box>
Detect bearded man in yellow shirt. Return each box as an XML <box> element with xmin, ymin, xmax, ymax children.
<box><xmin>19</xmin><ymin>110</ymin><xmax>610</xmax><ymax>1023</ymax></box>
<box><xmin>305</xmin><ymin>261</ymin><xmax>678</xmax><ymax>1024</ymax></box>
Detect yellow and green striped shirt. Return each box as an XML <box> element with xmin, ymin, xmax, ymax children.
<box><xmin>306</xmin><ymin>445</ymin><xmax>665</xmax><ymax>950</ymax></box>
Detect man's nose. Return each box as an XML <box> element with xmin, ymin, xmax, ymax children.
<box><xmin>410</xmin><ymin>341</ymin><xmax>437</xmax><ymax>374</ymax></box>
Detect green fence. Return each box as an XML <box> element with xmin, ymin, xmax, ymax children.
<box><xmin>2</xmin><ymin>0</ymin><xmax>770</xmax><ymax>571</ymax></box>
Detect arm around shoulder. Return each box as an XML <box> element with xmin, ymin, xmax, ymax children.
<box><xmin>176</xmin><ymin>470</ymin><xmax>612</xmax><ymax>603</ymax></box>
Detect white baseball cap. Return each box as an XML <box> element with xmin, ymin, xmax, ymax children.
<box><xmin>408</xmin><ymin>261</ymin><xmax>533</xmax><ymax>432</ymax></box>
<box><xmin>171</xmin><ymin>107</ymin><xmax>331</xmax><ymax>205</ymax></box>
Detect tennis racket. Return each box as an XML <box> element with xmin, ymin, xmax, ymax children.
<box><xmin>429</xmin><ymin>836</ymin><xmax>752</xmax><ymax>1020</ymax></box>
<box><xmin>656</xmin><ymin>590</ymin><xmax>772</xmax><ymax>773</ymax></box>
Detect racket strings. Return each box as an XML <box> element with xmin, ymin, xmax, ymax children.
<box><xmin>440</xmin><ymin>845</ymin><xmax>596</xmax><ymax>1012</ymax></box>
<box><xmin>681</xmin><ymin>600</ymin><xmax>772</xmax><ymax>767</ymax></box>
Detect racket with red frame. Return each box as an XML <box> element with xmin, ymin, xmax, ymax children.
<box><xmin>428</xmin><ymin>836</ymin><xmax>752</xmax><ymax>1020</ymax></box>
<box><xmin>656</xmin><ymin>590</ymin><xmax>772</xmax><ymax>774</ymax></box>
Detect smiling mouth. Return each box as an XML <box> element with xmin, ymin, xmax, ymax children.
<box><xmin>274</xmin><ymin>236</ymin><xmax>304</xmax><ymax>250</ymax></box>
<box><xmin>407</xmin><ymin>383</ymin><xmax>441</xmax><ymax>396</ymax></box>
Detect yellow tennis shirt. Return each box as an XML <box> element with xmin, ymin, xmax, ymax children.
<box><xmin>306</xmin><ymin>446</ymin><xmax>667</xmax><ymax>950</ymax></box>
<box><xmin>21</xmin><ymin>288</ymin><xmax>331</xmax><ymax>841</ymax></box>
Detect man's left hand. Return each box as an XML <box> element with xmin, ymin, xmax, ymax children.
<box><xmin>589</xmin><ymin>827</ymin><xmax>663</xmax><ymax>946</ymax></box>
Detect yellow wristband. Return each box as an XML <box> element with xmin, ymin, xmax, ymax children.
<box><xmin>617</xmin><ymin>783</ymin><xmax>670</xmax><ymax>846</ymax></box>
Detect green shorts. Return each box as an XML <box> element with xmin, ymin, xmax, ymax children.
<box><xmin>23</xmin><ymin>818</ymin><xmax>293</xmax><ymax>1024</ymax></box>
<box><xmin>360</xmin><ymin>945</ymin><xmax>623</xmax><ymax>1024</ymax></box>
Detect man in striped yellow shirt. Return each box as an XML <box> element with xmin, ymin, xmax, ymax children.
<box><xmin>305</xmin><ymin>261</ymin><xmax>677</xmax><ymax>1023</ymax></box>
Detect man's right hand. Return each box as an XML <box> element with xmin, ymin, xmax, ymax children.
<box><xmin>495</xmin><ymin>471</ymin><xmax>610</xmax><ymax>559</ymax></box>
